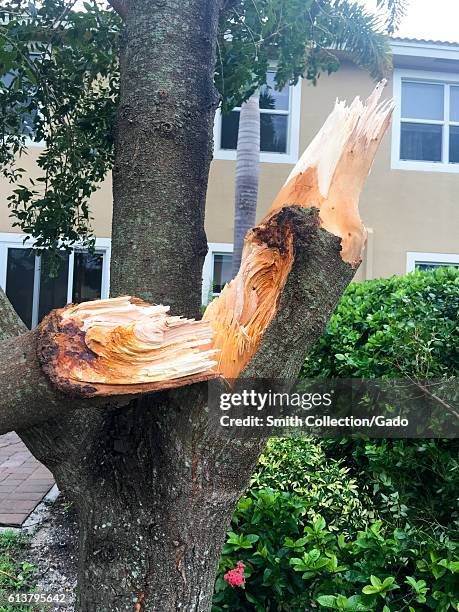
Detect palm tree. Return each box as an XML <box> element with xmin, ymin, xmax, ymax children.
<box><xmin>230</xmin><ymin>0</ymin><xmax>407</xmax><ymax>275</ymax></box>
<box><xmin>232</xmin><ymin>92</ymin><xmax>260</xmax><ymax>277</ymax></box>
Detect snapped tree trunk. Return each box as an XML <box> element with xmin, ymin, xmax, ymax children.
<box><xmin>232</xmin><ymin>92</ymin><xmax>260</xmax><ymax>277</ymax></box>
<box><xmin>0</xmin><ymin>0</ymin><xmax>392</xmax><ymax>604</ymax></box>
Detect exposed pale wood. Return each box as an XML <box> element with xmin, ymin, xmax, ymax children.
<box><xmin>38</xmin><ymin>296</ymin><xmax>219</xmax><ymax>397</ymax></box>
<box><xmin>204</xmin><ymin>83</ymin><xmax>393</xmax><ymax>379</ymax></box>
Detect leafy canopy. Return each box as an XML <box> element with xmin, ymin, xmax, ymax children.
<box><xmin>0</xmin><ymin>0</ymin><xmax>399</xmax><ymax>257</ymax></box>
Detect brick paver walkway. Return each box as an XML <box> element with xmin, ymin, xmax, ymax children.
<box><xmin>0</xmin><ymin>433</ymin><xmax>54</xmax><ymax>527</ymax></box>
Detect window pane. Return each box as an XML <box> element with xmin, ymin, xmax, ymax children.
<box><xmin>213</xmin><ymin>253</ymin><xmax>232</xmax><ymax>293</ymax></box>
<box><xmin>72</xmin><ymin>252</ymin><xmax>103</xmax><ymax>303</ymax></box>
<box><xmin>259</xmin><ymin>72</ymin><xmax>289</xmax><ymax>111</ymax></box>
<box><xmin>38</xmin><ymin>252</ymin><xmax>69</xmax><ymax>323</ymax></box>
<box><xmin>451</xmin><ymin>87</ymin><xmax>459</xmax><ymax>122</ymax></box>
<box><xmin>5</xmin><ymin>248</ymin><xmax>35</xmax><ymax>328</ymax></box>
<box><xmin>1</xmin><ymin>72</ymin><xmax>37</xmax><ymax>137</ymax></box>
<box><xmin>220</xmin><ymin>111</ymin><xmax>240</xmax><ymax>149</ymax></box>
<box><xmin>400</xmin><ymin>122</ymin><xmax>442</xmax><ymax>162</ymax></box>
<box><xmin>416</xmin><ymin>261</ymin><xmax>459</xmax><ymax>271</ymax></box>
<box><xmin>401</xmin><ymin>82</ymin><xmax>444</xmax><ymax>120</ymax></box>
<box><xmin>260</xmin><ymin>114</ymin><xmax>288</xmax><ymax>153</ymax></box>
<box><xmin>449</xmin><ymin>126</ymin><xmax>459</xmax><ymax>163</ymax></box>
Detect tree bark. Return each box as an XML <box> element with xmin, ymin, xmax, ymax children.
<box><xmin>17</xmin><ymin>209</ymin><xmax>355</xmax><ymax>611</ymax></box>
<box><xmin>0</xmin><ymin>10</ymin><xmax>392</xmax><ymax>605</ymax></box>
<box><xmin>0</xmin><ymin>287</ymin><xmax>27</xmax><ymax>342</ymax></box>
<box><xmin>110</xmin><ymin>0</ymin><xmax>221</xmax><ymax>319</ymax></box>
<box><xmin>232</xmin><ymin>92</ymin><xmax>260</xmax><ymax>277</ymax></box>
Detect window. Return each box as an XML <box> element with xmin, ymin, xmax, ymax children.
<box><xmin>201</xmin><ymin>243</ymin><xmax>233</xmax><ymax>304</ymax></box>
<box><xmin>406</xmin><ymin>251</ymin><xmax>459</xmax><ymax>273</ymax></box>
<box><xmin>392</xmin><ymin>69</ymin><xmax>459</xmax><ymax>172</ymax></box>
<box><xmin>0</xmin><ymin>234</ymin><xmax>110</xmax><ymax>328</ymax></box>
<box><xmin>212</xmin><ymin>253</ymin><xmax>232</xmax><ymax>294</ymax></box>
<box><xmin>1</xmin><ymin>54</ymin><xmax>41</xmax><ymax>142</ymax></box>
<box><xmin>213</xmin><ymin>71</ymin><xmax>302</xmax><ymax>164</ymax></box>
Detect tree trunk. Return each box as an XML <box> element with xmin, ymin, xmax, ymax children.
<box><xmin>110</xmin><ymin>0</ymin><xmax>220</xmax><ymax>319</ymax></box>
<box><xmin>19</xmin><ymin>387</ymin><xmax>266</xmax><ymax>611</ymax></box>
<box><xmin>232</xmin><ymin>92</ymin><xmax>260</xmax><ymax>277</ymax></box>
<box><xmin>0</xmin><ymin>22</ymin><xmax>392</xmax><ymax>605</ymax></box>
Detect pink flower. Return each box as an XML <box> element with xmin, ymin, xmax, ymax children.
<box><xmin>224</xmin><ymin>562</ymin><xmax>246</xmax><ymax>587</ymax></box>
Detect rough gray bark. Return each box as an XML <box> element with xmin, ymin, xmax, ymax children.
<box><xmin>232</xmin><ymin>92</ymin><xmax>260</xmax><ymax>277</ymax></box>
<box><xmin>110</xmin><ymin>0</ymin><xmax>220</xmax><ymax>319</ymax></box>
<box><xmin>14</xmin><ymin>207</ymin><xmax>357</xmax><ymax>611</ymax></box>
<box><xmin>0</xmin><ymin>287</ymin><xmax>27</xmax><ymax>342</ymax></box>
<box><xmin>0</xmin><ymin>1</ymin><xmax>364</xmax><ymax>609</ymax></box>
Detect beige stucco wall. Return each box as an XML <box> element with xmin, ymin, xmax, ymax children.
<box><xmin>0</xmin><ymin>147</ymin><xmax>113</xmax><ymax>238</ymax></box>
<box><xmin>1</xmin><ymin>60</ymin><xmax>458</xmax><ymax>280</ymax></box>
<box><xmin>207</xmin><ymin>60</ymin><xmax>459</xmax><ymax>280</ymax></box>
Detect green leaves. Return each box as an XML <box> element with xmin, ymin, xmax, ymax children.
<box><xmin>217</xmin><ymin>0</ymin><xmax>392</xmax><ymax>112</ymax></box>
<box><xmin>317</xmin><ymin>594</ymin><xmax>370</xmax><ymax>610</ymax></box>
<box><xmin>0</xmin><ymin>0</ymin><xmax>120</xmax><ymax>257</ymax></box>
<box><xmin>405</xmin><ymin>576</ymin><xmax>429</xmax><ymax>603</ymax></box>
<box><xmin>361</xmin><ymin>575</ymin><xmax>399</xmax><ymax>596</ymax></box>
<box><xmin>224</xmin><ymin>532</ymin><xmax>259</xmax><ymax>552</ymax></box>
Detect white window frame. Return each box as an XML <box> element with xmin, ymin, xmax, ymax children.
<box><xmin>201</xmin><ymin>242</ymin><xmax>233</xmax><ymax>305</ymax></box>
<box><xmin>392</xmin><ymin>68</ymin><xmax>459</xmax><ymax>173</ymax></box>
<box><xmin>0</xmin><ymin>232</ymin><xmax>111</xmax><ymax>327</ymax></box>
<box><xmin>213</xmin><ymin>77</ymin><xmax>302</xmax><ymax>165</ymax></box>
<box><xmin>406</xmin><ymin>251</ymin><xmax>459</xmax><ymax>273</ymax></box>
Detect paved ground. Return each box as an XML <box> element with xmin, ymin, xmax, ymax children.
<box><xmin>0</xmin><ymin>432</ymin><xmax>54</xmax><ymax>527</ymax></box>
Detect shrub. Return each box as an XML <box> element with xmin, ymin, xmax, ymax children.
<box><xmin>213</xmin><ymin>269</ymin><xmax>459</xmax><ymax>610</ymax></box>
<box><xmin>213</xmin><ymin>493</ymin><xmax>459</xmax><ymax>611</ymax></box>
<box><xmin>302</xmin><ymin>267</ymin><xmax>458</xmax><ymax>379</ymax></box>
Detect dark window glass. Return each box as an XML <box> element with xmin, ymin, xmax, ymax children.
<box><xmin>1</xmin><ymin>72</ymin><xmax>37</xmax><ymax>138</ymax></box>
<box><xmin>259</xmin><ymin>72</ymin><xmax>289</xmax><ymax>111</ymax></box>
<box><xmin>260</xmin><ymin>114</ymin><xmax>288</xmax><ymax>153</ymax></box>
<box><xmin>72</xmin><ymin>252</ymin><xmax>103</xmax><ymax>303</ymax></box>
<box><xmin>38</xmin><ymin>252</ymin><xmax>69</xmax><ymax>323</ymax></box>
<box><xmin>5</xmin><ymin>248</ymin><xmax>35</xmax><ymax>328</ymax></box>
<box><xmin>220</xmin><ymin>72</ymin><xmax>289</xmax><ymax>154</ymax></box>
<box><xmin>400</xmin><ymin>122</ymin><xmax>442</xmax><ymax>162</ymax></box>
<box><xmin>449</xmin><ymin>126</ymin><xmax>459</xmax><ymax>163</ymax></box>
<box><xmin>220</xmin><ymin>111</ymin><xmax>240</xmax><ymax>149</ymax></box>
<box><xmin>416</xmin><ymin>262</ymin><xmax>459</xmax><ymax>271</ymax></box>
<box><xmin>213</xmin><ymin>253</ymin><xmax>232</xmax><ymax>293</ymax></box>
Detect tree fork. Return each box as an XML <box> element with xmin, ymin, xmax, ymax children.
<box><xmin>0</xmin><ymin>81</ymin><xmax>392</xmax><ymax>610</ymax></box>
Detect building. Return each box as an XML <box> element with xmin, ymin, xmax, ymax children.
<box><xmin>1</xmin><ymin>38</ymin><xmax>459</xmax><ymax>327</ymax></box>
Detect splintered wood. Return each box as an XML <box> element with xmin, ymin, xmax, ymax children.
<box><xmin>38</xmin><ymin>297</ymin><xmax>218</xmax><ymax>396</ymax></box>
<box><xmin>38</xmin><ymin>84</ymin><xmax>392</xmax><ymax>396</ymax></box>
<box><xmin>204</xmin><ymin>82</ymin><xmax>393</xmax><ymax>379</ymax></box>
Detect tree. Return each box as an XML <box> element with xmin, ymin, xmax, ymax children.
<box><xmin>232</xmin><ymin>92</ymin><xmax>260</xmax><ymax>278</ymax></box>
<box><xmin>0</xmin><ymin>1</ymin><xmax>392</xmax><ymax>609</ymax></box>
<box><xmin>227</xmin><ymin>0</ymin><xmax>402</xmax><ymax>275</ymax></box>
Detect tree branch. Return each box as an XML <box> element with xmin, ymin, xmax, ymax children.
<box><xmin>0</xmin><ymin>288</ymin><xmax>27</xmax><ymax>343</ymax></box>
<box><xmin>106</xmin><ymin>0</ymin><xmax>128</xmax><ymax>20</ymax></box>
<box><xmin>205</xmin><ymin>83</ymin><xmax>393</xmax><ymax>379</ymax></box>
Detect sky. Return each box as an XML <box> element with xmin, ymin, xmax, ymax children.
<box><xmin>77</xmin><ymin>0</ymin><xmax>459</xmax><ymax>44</ymax></box>
<box><xmin>360</xmin><ymin>0</ymin><xmax>459</xmax><ymax>43</ymax></box>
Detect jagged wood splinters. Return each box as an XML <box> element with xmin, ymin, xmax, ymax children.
<box><xmin>204</xmin><ymin>82</ymin><xmax>393</xmax><ymax>379</ymax></box>
<box><xmin>36</xmin><ymin>83</ymin><xmax>392</xmax><ymax>397</ymax></box>
<box><xmin>38</xmin><ymin>296</ymin><xmax>219</xmax><ymax>397</ymax></box>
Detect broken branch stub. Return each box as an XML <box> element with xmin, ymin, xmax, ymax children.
<box><xmin>37</xmin><ymin>296</ymin><xmax>219</xmax><ymax>397</ymax></box>
<box><xmin>204</xmin><ymin>82</ymin><xmax>393</xmax><ymax>379</ymax></box>
<box><xmin>37</xmin><ymin>84</ymin><xmax>392</xmax><ymax>398</ymax></box>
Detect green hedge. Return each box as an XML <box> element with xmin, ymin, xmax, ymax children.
<box><xmin>213</xmin><ymin>269</ymin><xmax>459</xmax><ymax>611</ymax></box>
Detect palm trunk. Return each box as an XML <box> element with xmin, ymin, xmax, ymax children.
<box><xmin>232</xmin><ymin>92</ymin><xmax>260</xmax><ymax>277</ymax></box>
